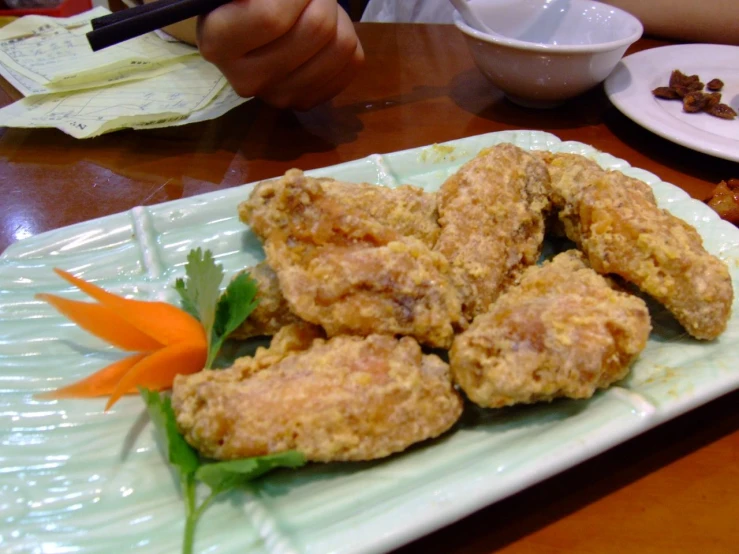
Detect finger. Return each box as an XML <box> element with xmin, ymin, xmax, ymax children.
<box><xmin>265</xmin><ymin>39</ymin><xmax>364</xmax><ymax>110</ymax></box>
<box><xmin>259</xmin><ymin>8</ymin><xmax>363</xmax><ymax>109</ymax></box>
<box><xmin>214</xmin><ymin>0</ymin><xmax>340</xmax><ymax>96</ymax></box>
<box><xmin>197</xmin><ymin>0</ymin><xmax>310</xmax><ymax>62</ymax></box>
<box><xmin>295</xmin><ymin>43</ymin><xmax>363</xmax><ymax>109</ymax></box>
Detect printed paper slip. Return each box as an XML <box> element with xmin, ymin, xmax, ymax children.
<box><xmin>0</xmin><ymin>58</ymin><xmax>228</xmax><ymax>138</ymax></box>
<box><xmin>0</xmin><ymin>7</ymin><xmax>110</xmax><ymax>40</ymax></box>
<box><xmin>0</xmin><ymin>59</ymin><xmax>190</xmax><ymax>97</ymax></box>
<box><xmin>133</xmin><ymin>86</ymin><xmax>252</xmax><ymax>130</ymax></box>
<box><xmin>0</xmin><ymin>9</ymin><xmax>197</xmax><ymax>88</ymax></box>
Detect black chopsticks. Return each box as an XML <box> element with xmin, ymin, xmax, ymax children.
<box><xmin>86</xmin><ymin>0</ymin><xmax>230</xmax><ymax>52</ymax></box>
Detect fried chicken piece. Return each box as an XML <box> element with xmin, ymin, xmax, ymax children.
<box><xmin>172</xmin><ymin>330</ymin><xmax>463</xmax><ymax>462</ymax></box>
<box><xmin>230</xmin><ymin>322</ymin><xmax>325</xmax><ymax>376</ymax></box>
<box><xmin>539</xmin><ymin>152</ymin><xmax>733</xmax><ymax>340</ymax></box>
<box><xmin>319</xmin><ymin>177</ymin><xmax>440</xmax><ymax>247</ymax></box>
<box><xmin>242</xmin><ymin>170</ymin><xmax>440</xmax><ymax>247</ymax></box>
<box><xmin>230</xmin><ymin>262</ymin><xmax>302</xmax><ymax>340</ymax></box>
<box><xmin>265</xmin><ymin>238</ymin><xmax>462</xmax><ymax>348</ymax></box>
<box><xmin>239</xmin><ymin>169</ymin><xmax>463</xmax><ymax>348</ymax></box>
<box><xmin>535</xmin><ymin>151</ymin><xmax>657</xmax><ymax>240</ymax></box>
<box><xmin>434</xmin><ymin>143</ymin><xmax>551</xmax><ymax>321</ymax></box>
<box><xmin>450</xmin><ymin>251</ymin><xmax>651</xmax><ymax>408</ymax></box>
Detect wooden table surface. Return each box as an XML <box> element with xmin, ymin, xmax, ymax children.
<box><xmin>1</xmin><ymin>23</ymin><xmax>737</xmax><ymax>554</ymax></box>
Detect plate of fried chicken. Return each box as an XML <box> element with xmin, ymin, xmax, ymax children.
<box><xmin>2</xmin><ymin>130</ymin><xmax>737</xmax><ymax>554</ymax></box>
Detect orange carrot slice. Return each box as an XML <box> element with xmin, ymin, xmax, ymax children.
<box><xmin>105</xmin><ymin>342</ymin><xmax>207</xmax><ymax>411</ymax></box>
<box><xmin>36</xmin><ymin>293</ymin><xmax>164</xmax><ymax>352</ymax></box>
<box><xmin>53</xmin><ymin>269</ymin><xmax>207</xmax><ymax>348</ymax></box>
<box><xmin>38</xmin><ymin>353</ymin><xmax>148</xmax><ymax>399</ymax></box>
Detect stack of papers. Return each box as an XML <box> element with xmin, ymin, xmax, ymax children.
<box><xmin>0</xmin><ymin>8</ymin><xmax>250</xmax><ymax>138</ymax></box>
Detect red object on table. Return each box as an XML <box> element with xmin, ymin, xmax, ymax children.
<box><xmin>0</xmin><ymin>0</ymin><xmax>92</xmax><ymax>17</ymax></box>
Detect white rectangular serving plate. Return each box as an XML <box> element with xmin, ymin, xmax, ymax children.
<box><xmin>1</xmin><ymin>130</ymin><xmax>738</xmax><ymax>554</ymax></box>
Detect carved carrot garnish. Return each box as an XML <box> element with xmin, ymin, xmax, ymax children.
<box><xmin>36</xmin><ymin>269</ymin><xmax>207</xmax><ymax>409</ymax></box>
<box><xmin>35</xmin><ymin>293</ymin><xmax>165</xmax><ymax>352</ymax></box>
<box><xmin>36</xmin><ymin>249</ymin><xmax>258</xmax><ymax>410</ymax></box>
<box><xmin>49</xmin><ymin>268</ymin><xmax>206</xmax><ymax>347</ymax></box>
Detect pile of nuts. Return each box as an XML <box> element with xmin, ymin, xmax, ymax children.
<box><xmin>652</xmin><ymin>70</ymin><xmax>736</xmax><ymax>120</ymax></box>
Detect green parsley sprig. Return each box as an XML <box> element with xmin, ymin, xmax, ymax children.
<box><xmin>146</xmin><ymin>248</ymin><xmax>305</xmax><ymax>552</ymax></box>
<box><xmin>141</xmin><ymin>389</ymin><xmax>306</xmax><ymax>554</ymax></box>
<box><xmin>174</xmin><ymin>248</ymin><xmax>260</xmax><ymax>368</ymax></box>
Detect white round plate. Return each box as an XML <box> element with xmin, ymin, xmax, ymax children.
<box><xmin>604</xmin><ymin>44</ymin><xmax>739</xmax><ymax>162</ymax></box>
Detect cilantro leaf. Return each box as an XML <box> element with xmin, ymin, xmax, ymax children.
<box><xmin>174</xmin><ymin>278</ymin><xmax>199</xmax><ymax>320</ymax></box>
<box><xmin>175</xmin><ymin>249</ymin><xmax>260</xmax><ymax>369</ymax></box>
<box><xmin>140</xmin><ymin>388</ymin><xmax>199</xmax><ymax>475</ymax></box>
<box><xmin>140</xmin><ymin>388</ymin><xmax>306</xmax><ymax>554</ymax></box>
<box><xmin>175</xmin><ymin>248</ymin><xmax>224</xmax><ymax>339</ymax></box>
<box><xmin>140</xmin><ymin>388</ymin><xmax>200</xmax><ymax>554</ymax></box>
<box><xmin>208</xmin><ymin>272</ymin><xmax>260</xmax><ymax>368</ymax></box>
<box><xmin>195</xmin><ymin>451</ymin><xmax>306</xmax><ymax>493</ymax></box>
<box><xmin>214</xmin><ymin>272</ymin><xmax>260</xmax><ymax>338</ymax></box>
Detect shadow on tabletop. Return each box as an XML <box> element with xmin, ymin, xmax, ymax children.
<box><xmin>602</xmin><ymin>107</ymin><xmax>739</xmax><ymax>192</ymax></box>
<box><xmin>392</xmin><ymin>387</ymin><xmax>739</xmax><ymax>554</ymax></box>
<box><xmin>335</xmin><ymin>84</ymin><xmax>451</xmax><ymax>117</ymax></box>
<box><xmin>447</xmin><ymin>68</ymin><xmax>613</xmax><ymax>130</ymax></box>
<box><xmin>0</xmin><ymin>98</ymin><xmax>367</xmax><ymax>190</ymax></box>
<box><xmin>446</xmin><ymin>65</ymin><xmax>736</xmax><ymax>191</ymax></box>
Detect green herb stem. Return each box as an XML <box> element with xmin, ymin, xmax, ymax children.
<box><xmin>204</xmin><ymin>344</ymin><xmax>219</xmax><ymax>371</ymax></box>
<box><xmin>183</xmin><ymin>485</ymin><xmax>220</xmax><ymax>554</ymax></box>
<box><xmin>194</xmin><ymin>490</ymin><xmax>219</xmax><ymax>521</ymax></box>
<box><xmin>182</xmin><ymin>474</ymin><xmax>198</xmax><ymax>554</ymax></box>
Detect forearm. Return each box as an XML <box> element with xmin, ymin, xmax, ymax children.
<box><xmin>601</xmin><ymin>0</ymin><xmax>739</xmax><ymax>45</ymax></box>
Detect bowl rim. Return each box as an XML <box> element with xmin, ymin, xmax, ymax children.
<box><xmin>453</xmin><ymin>2</ymin><xmax>643</xmax><ymax>54</ymax></box>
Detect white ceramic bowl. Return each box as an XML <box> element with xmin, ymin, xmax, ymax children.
<box><xmin>453</xmin><ymin>0</ymin><xmax>643</xmax><ymax>108</ymax></box>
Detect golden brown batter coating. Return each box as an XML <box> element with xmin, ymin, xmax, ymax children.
<box><xmin>229</xmin><ymin>322</ymin><xmax>325</xmax><ymax>377</ymax></box>
<box><xmin>434</xmin><ymin>143</ymin><xmax>551</xmax><ymax>322</ymax></box>
<box><xmin>540</xmin><ymin>152</ymin><xmax>733</xmax><ymax>340</ymax></box>
<box><xmin>239</xmin><ymin>169</ymin><xmax>463</xmax><ymax>348</ymax></box>
<box><xmin>450</xmin><ymin>250</ymin><xmax>651</xmax><ymax>408</ymax></box>
<box><xmin>241</xmin><ymin>169</ymin><xmax>440</xmax><ymax>247</ymax></box>
<box><xmin>319</xmin><ymin>177</ymin><xmax>440</xmax><ymax>247</ymax></box>
<box><xmin>172</xmin><ymin>330</ymin><xmax>463</xmax><ymax>462</ymax></box>
<box><xmin>229</xmin><ymin>262</ymin><xmax>302</xmax><ymax>340</ymax></box>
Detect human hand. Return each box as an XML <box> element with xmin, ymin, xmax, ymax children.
<box><xmin>197</xmin><ymin>0</ymin><xmax>364</xmax><ymax>110</ymax></box>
